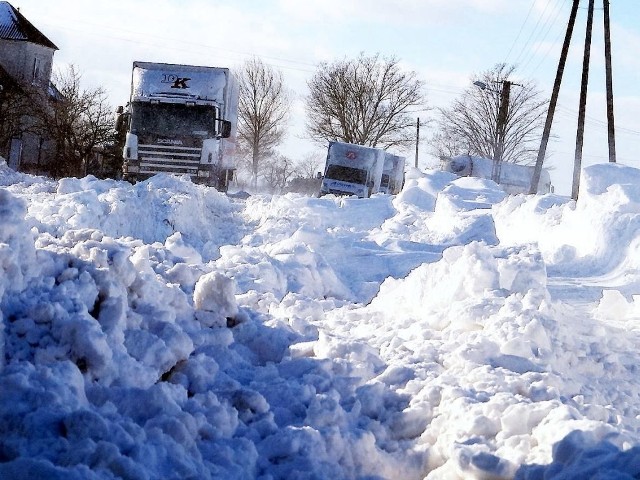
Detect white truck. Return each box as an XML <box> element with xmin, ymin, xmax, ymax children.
<box><xmin>379</xmin><ymin>153</ymin><xmax>406</xmax><ymax>195</ymax></box>
<box><xmin>116</xmin><ymin>61</ymin><xmax>238</xmax><ymax>191</ymax></box>
<box><xmin>443</xmin><ymin>155</ymin><xmax>553</xmax><ymax>194</ymax></box>
<box><xmin>319</xmin><ymin>141</ymin><xmax>386</xmax><ymax>198</ymax></box>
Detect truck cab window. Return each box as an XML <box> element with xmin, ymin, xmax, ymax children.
<box><xmin>325</xmin><ymin>165</ymin><xmax>368</xmax><ymax>185</ymax></box>
<box><xmin>130</xmin><ymin>102</ymin><xmax>216</xmax><ymax>137</ymax></box>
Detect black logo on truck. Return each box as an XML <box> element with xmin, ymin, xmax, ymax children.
<box><xmin>162</xmin><ymin>74</ymin><xmax>191</xmax><ymax>89</ymax></box>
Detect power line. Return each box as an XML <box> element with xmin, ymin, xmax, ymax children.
<box><xmin>511</xmin><ymin>0</ymin><xmax>556</xmax><ymax>68</ymax></box>
<box><xmin>555</xmin><ymin>105</ymin><xmax>640</xmax><ymax>136</ymax></box>
<box><xmin>525</xmin><ymin>13</ymin><xmax>568</xmax><ymax>77</ymax></box>
<box><xmin>548</xmin><ymin>148</ymin><xmax>639</xmax><ymax>164</ymax></box>
<box><xmin>521</xmin><ymin>0</ymin><xmax>569</xmax><ymax>77</ymax></box>
<box><xmin>503</xmin><ymin>0</ymin><xmax>537</xmax><ymax>65</ymax></box>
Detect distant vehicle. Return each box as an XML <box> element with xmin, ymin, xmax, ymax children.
<box><xmin>379</xmin><ymin>153</ymin><xmax>406</xmax><ymax>195</ymax></box>
<box><xmin>319</xmin><ymin>141</ymin><xmax>386</xmax><ymax>198</ymax></box>
<box><xmin>442</xmin><ymin>155</ymin><xmax>553</xmax><ymax>194</ymax></box>
<box><xmin>116</xmin><ymin>61</ymin><xmax>238</xmax><ymax>191</ymax></box>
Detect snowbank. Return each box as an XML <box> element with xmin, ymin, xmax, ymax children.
<box><xmin>2</xmin><ymin>161</ymin><xmax>640</xmax><ymax>479</ymax></box>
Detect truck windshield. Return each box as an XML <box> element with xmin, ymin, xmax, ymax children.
<box><xmin>380</xmin><ymin>174</ymin><xmax>390</xmax><ymax>188</ymax></box>
<box><xmin>325</xmin><ymin>165</ymin><xmax>367</xmax><ymax>185</ymax></box>
<box><xmin>130</xmin><ymin>102</ymin><xmax>217</xmax><ymax>137</ymax></box>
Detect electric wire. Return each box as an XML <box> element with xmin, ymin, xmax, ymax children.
<box><xmin>511</xmin><ymin>0</ymin><xmax>556</xmax><ymax>68</ymax></box>
<box><xmin>525</xmin><ymin>11</ymin><xmax>568</xmax><ymax>78</ymax></box>
<box><xmin>520</xmin><ymin>0</ymin><xmax>569</xmax><ymax>78</ymax></box>
<box><xmin>556</xmin><ymin>105</ymin><xmax>640</xmax><ymax>136</ymax></box>
<box><xmin>503</xmin><ymin>0</ymin><xmax>537</xmax><ymax>65</ymax></box>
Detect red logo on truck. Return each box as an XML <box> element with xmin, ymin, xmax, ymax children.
<box><xmin>345</xmin><ymin>151</ymin><xmax>357</xmax><ymax>160</ymax></box>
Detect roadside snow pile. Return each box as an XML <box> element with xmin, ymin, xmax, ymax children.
<box><xmin>4</xmin><ymin>170</ymin><xmax>241</xmax><ymax>262</ymax></box>
<box><xmin>2</xmin><ymin>162</ymin><xmax>640</xmax><ymax>479</ymax></box>
<box><xmin>0</xmin><ymin>158</ymin><xmax>51</xmax><ymax>190</ymax></box>
<box><xmin>494</xmin><ymin>163</ymin><xmax>640</xmax><ymax>279</ymax></box>
<box><xmin>0</xmin><ymin>171</ymin><xmax>431</xmax><ymax>479</ymax></box>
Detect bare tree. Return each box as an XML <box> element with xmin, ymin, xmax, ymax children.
<box><xmin>305</xmin><ymin>53</ymin><xmax>425</xmax><ymax>150</ymax></box>
<box><xmin>296</xmin><ymin>152</ymin><xmax>324</xmax><ymax>179</ymax></box>
<box><xmin>261</xmin><ymin>154</ymin><xmax>297</xmax><ymax>193</ymax></box>
<box><xmin>0</xmin><ymin>79</ymin><xmax>42</xmax><ymax>161</ymax></box>
<box><xmin>279</xmin><ymin>152</ymin><xmax>325</xmax><ymax>195</ymax></box>
<box><xmin>432</xmin><ymin>64</ymin><xmax>547</xmax><ymax>165</ymax></box>
<box><xmin>35</xmin><ymin>65</ymin><xmax>115</xmax><ymax>178</ymax></box>
<box><xmin>0</xmin><ymin>89</ymin><xmax>24</xmax><ymax>156</ymax></box>
<box><xmin>237</xmin><ymin>57</ymin><xmax>291</xmax><ymax>188</ymax></box>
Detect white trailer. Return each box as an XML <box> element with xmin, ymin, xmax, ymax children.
<box><xmin>443</xmin><ymin>155</ymin><xmax>553</xmax><ymax>194</ymax></box>
<box><xmin>379</xmin><ymin>153</ymin><xmax>406</xmax><ymax>195</ymax></box>
<box><xmin>117</xmin><ymin>61</ymin><xmax>239</xmax><ymax>191</ymax></box>
<box><xmin>319</xmin><ymin>142</ymin><xmax>386</xmax><ymax>198</ymax></box>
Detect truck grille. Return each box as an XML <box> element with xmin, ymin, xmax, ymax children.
<box><xmin>138</xmin><ymin>144</ymin><xmax>203</xmax><ymax>175</ymax></box>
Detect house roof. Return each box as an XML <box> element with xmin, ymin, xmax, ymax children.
<box><xmin>0</xmin><ymin>1</ymin><xmax>58</xmax><ymax>50</ymax></box>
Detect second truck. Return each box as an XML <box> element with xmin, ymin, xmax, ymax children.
<box><xmin>379</xmin><ymin>153</ymin><xmax>406</xmax><ymax>195</ymax></box>
<box><xmin>319</xmin><ymin>141</ymin><xmax>406</xmax><ymax>198</ymax></box>
<box><xmin>116</xmin><ymin>61</ymin><xmax>238</xmax><ymax>191</ymax></box>
<box><xmin>319</xmin><ymin>141</ymin><xmax>387</xmax><ymax>198</ymax></box>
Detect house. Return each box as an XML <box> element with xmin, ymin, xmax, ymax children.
<box><xmin>0</xmin><ymin>1</ymin><xmax>58</xmax><ymax>171</ymax></box>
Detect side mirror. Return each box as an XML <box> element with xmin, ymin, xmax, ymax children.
<box><xmin>219</xmin><ymin>120</ymin><xmax>232</xmax><ymax>139</ymax></box>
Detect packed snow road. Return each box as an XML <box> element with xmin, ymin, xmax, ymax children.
<box><xmin>2</xmin><ymin>161</ymin><xmax>640</xmax><ymax>479</ymax></box>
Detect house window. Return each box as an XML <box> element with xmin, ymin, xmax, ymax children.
<box><xmin>32</xmin><ymin>58</ymin><xmax>41</xmax><ymax>84</ymax></box>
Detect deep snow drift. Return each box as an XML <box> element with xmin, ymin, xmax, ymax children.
<box><xmin>2</xmin><ymin>160</ymin><xmax>640</xmax><ymax>479</ymax></box>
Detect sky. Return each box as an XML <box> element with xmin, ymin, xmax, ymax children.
<box><xmin>11</xmin><ymin>0</ymin><xmax>640</xmax><ymax>192</ymax></box>
<box><xmin>3</xmin><ymin>157</ymin><xmax>640</xmax><ymax>478</ymax></box>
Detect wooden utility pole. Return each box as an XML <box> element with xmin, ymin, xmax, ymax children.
<box><xmin>529</xmin><ymin>0</ymin><xmax>580</xmax><ymax>194</ymax></box>
<box><xmin>572</xmin><ymin>0</ymin><xmax>595</xmax><ymax>200</ymax></box>
<box><xmin>603</xmin><ymin>0</ymin><xmax>616</xmax><ymax>163</ymax></box>
<box><xmin>493</xmin><ymin>80</ymin><xmax>511</xmax><ymax>183</ymax></box>
<box><xmin>415</xmin><ymin>117</ymin><xmax>420</xmax><ymax>168</ymax></box>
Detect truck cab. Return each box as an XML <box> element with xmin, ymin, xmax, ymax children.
<box><xmin>319</xmin><ymin>142</ymin><xmax>385</xmax><ymax>198</ymax></box>
<box><xmin>119</xmin><ymin>62</ymin><xmax>238</xmax><ymax>191</ymax></box>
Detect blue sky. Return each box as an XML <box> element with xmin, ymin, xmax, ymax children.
<box><xmin>13</xmin><ymin>0</ymin><xmax>640</xmax><ymax>195</ymax></box>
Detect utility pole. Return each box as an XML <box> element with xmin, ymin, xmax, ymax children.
<box><xmin>473</xmin><ymin>79</ymin><xmax>516</xmax><ymax>185</ymax></box>
<box><xmin>415</xmin><ymin>117</ymin><xmax>420</xmax><ymax>168</ymax></box>
<box><xmin>603</xmin><ymin>0</ymin><xmax>616</xmax><ymax>163</ymax></box>
<box><xmin>572</xmin><ymin>0</ymin><xmax>595</xmax><ymax>200</ymax></box>
<box><xmin>529</xmin><ymin>0</ymin><xmax>580</xmax><ymax>194</ymax></box>
<box><xmin>493</xmin><ymin>80</ymin><xmax>511</xmax><ymax>183</ymax></box>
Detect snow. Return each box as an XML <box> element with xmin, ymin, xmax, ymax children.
<box><xmin>2</xmin><ymin>157</ymin><xmax>640</xmax><ymax>479</ymax></box>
